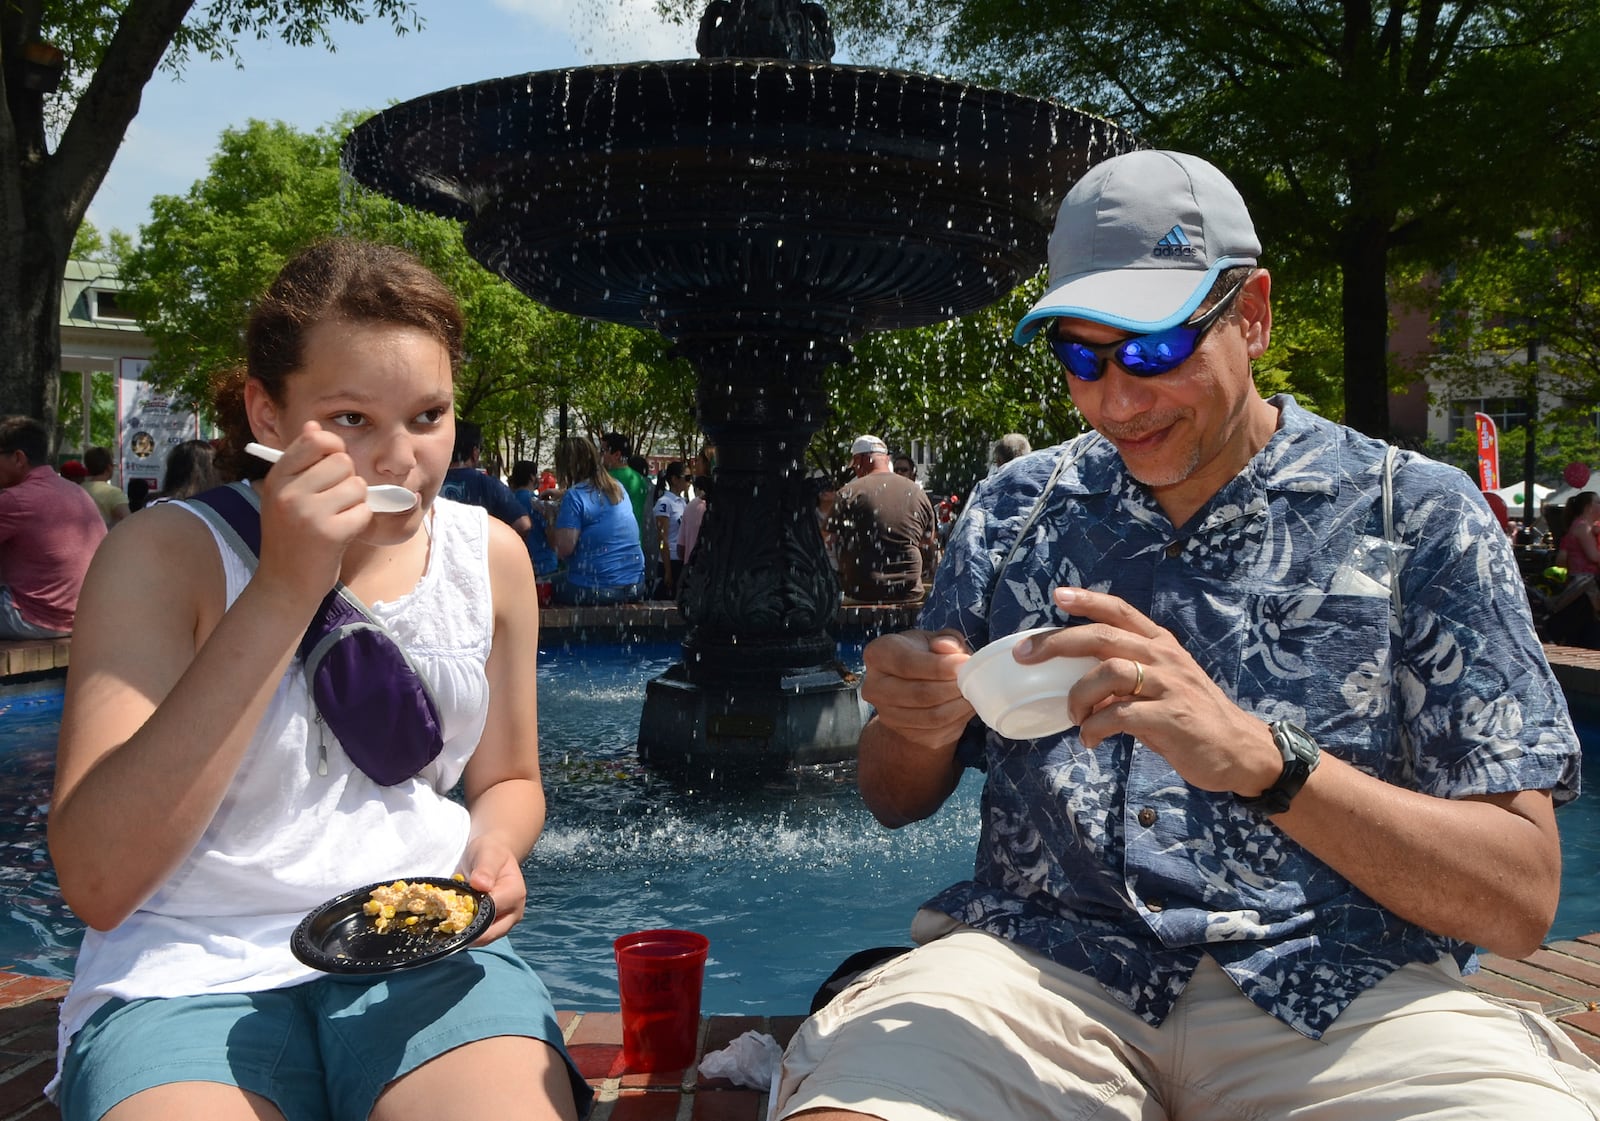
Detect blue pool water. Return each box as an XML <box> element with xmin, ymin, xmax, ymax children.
<box><xmin>2</xmin><ymin>646</ymin><xmax>1598</xmax><ymax>1016</ymax></box>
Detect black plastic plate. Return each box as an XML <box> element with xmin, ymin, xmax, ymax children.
<box><xmin>290</xmin><ymin>876</ymin><xmax>494</xmax><ymax>975</ymax></box>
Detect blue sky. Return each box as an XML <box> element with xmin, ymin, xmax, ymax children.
<box><xmin>88</xmin><ymin>0</ymin><xmax>702</xmax><ymax>240</ymax></box>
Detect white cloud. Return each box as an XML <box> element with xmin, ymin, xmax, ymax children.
<box><xmin>489</xmin><ymin>0</ymin><xmax>696</xmax><ymax>62</ymax></box>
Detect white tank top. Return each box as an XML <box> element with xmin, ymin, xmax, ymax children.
<box><xmin>55</xmin><ymin>496</ymin><xmax>497</xmax><ymax>1078</ymax></box>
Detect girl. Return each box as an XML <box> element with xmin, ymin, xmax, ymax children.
<box><xmin>48</xmin><ymin>240</ymin><xmax>588</xmax><ymax>1121</ymax></box>
<box><xmin>547</xmin><ymin>437</ymin><xmax>644</xmax><ymax>606</ymax></box>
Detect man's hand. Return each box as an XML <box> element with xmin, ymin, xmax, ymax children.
<box><xmin>1016</xmin><ymin>586</ymin><xmax>1281</xmax><ymax>797</ymax></box>
<box><xmin>861</xmin><ymin>628</ymin><xmax>976</xmax><ymax>751</ymax></box>
<box><xmin>857</xmin><ymin>629</ymin><xmax>977</xmax><ymax>826</ymax></box>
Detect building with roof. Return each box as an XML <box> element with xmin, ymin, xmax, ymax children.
<box><xmin>59</xmin><ymin>259</ymin><xmax>153</xmax><ymax>456</ymax></box>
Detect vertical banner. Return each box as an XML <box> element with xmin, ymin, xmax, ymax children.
<box><xmin>117</xmin><ymin>358</ymin><xmax>199</xmax><ymax>491</ymax></box>
<box><xmin>1474</xmin><ymin>412</ymin><xmax>1499</xmax><ymax>491</ymax></box>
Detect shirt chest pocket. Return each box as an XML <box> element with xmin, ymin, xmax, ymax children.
<box><xmin>1234</xmin><ymin>589</ymin><xmax>1400</xmax><ymax>769</ymax></box>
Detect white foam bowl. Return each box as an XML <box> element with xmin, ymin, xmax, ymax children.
<box><xmin>956</xmin><ymin>626</ymin><xmax>1098</xmax><ymax>740</ymax></box>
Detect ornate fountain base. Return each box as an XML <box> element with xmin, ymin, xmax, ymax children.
<box><xmin>637</xmin><ymin>660</ymin><xmax>864</xmax><ymax>778</ymax></box>
<box><xmin>623</xmin><ymin>336</ymin><xmax>863</xmax><ymax>782</ymax></box>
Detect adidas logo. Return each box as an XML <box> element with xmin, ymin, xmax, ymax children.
<box><xmin>1153</xmin><ymin>225</ymin><xmax>1196</xmax><ymax>258</ymax></box>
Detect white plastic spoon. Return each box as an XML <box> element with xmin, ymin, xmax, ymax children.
<box><xmin>244</xmin><ymin>443</ymin><xmax>419</xmax><ymax>514</ymax></box>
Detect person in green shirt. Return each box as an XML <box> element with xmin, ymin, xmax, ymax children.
<box><xmin>601</xmin><ymin>432</ymin><xmax>650</xmax><ymax>555</ymax></box>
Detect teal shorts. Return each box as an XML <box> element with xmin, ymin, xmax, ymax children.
<box><xmin>58</xmin><ymin>941</ymin><xmax>592</xmax><ymax>1121</ymax></box>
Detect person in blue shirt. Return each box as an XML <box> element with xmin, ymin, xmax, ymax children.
<box><xmin>509</xmin><ymin>460</ymin><xmax>562</xmax><ymax>579</ymax></box>
<box><xmin>773</xmin><ymin>150</ymin><xmax>1599</xmax><ymax>1119</ymax></box>
<box><xmin>439</xmin><ymin>420</ymin><xmax>532</xmax><ymax>538</ymax></box>
<box><xmin>547</xmin><ymin>436</ymin><xmax>644</xmax><ymax>606</ymax></box>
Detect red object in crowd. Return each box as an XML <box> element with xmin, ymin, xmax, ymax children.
<box><xmin>60</xmin><ymin>460</ymin><xmax>88</xmax><ymax>481</ymax></box>
<box><xmin>538</xmin><ymin>470</ymin><xmax>558</xmax><ymax>493</ymax></box>
<box><xmin>1483</xmin><ymin>491</ymin><xmax>1511</xmax><ymax>532</ymax></box>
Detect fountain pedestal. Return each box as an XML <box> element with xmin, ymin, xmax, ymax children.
<box><xmin>639</xmin><ymin>333</ymin><xmax>860</xmax><ymax>774</ymax></box>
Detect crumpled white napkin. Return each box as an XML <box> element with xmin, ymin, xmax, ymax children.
<box><xmin>697</xmin><ymin>1028</ymin><xmax>783</xmax><ymax>1090</ymax></box>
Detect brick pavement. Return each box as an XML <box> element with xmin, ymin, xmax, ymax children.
<box><xmin>0</xmin><ymin>948</ymin><xmax>1597</xmax><ymax>1120</ymax></box>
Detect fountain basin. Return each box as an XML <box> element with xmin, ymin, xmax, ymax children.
<box><xmin>343</xmin><ymin>60</ymin><xmax>1133</xmax><ymax>342</ymax></box>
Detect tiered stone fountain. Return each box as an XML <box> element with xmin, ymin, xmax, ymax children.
<box><xmin>342</xmin><ymin>0</ymin><xmax>1135</xmax><ymax>778</ymax></box>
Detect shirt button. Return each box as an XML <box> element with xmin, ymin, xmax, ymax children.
<box><xmin>1137</xmin><ymin>807</ymin><xmax>1157</xmax><ymax>828</ymax></box>
<box><xmin>1165</xmin><ymin>540</ymin><xmax>1183</xmax><ymax>558</ymax></box>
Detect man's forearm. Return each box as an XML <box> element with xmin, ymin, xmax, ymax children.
<box><xmin>1274</xmin><ymin>753</ymin><xmax>1561</xmax><ymax>958</ymax></box>
<box><xmin>857</xmin><ymin>716</ymin><xmax>964</xmax><ymax>828</ymax></box>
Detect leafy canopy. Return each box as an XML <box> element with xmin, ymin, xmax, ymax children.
<box><xmin>117</xmin><ymin>113</ymin><xmax>699</xmax><ymax>457</ymax></box>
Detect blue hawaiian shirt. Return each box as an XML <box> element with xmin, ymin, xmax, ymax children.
<box><xmin>918</xmin><ymin>396</ymin><xmax>1580</xmax><ymax>1039</ymax></box>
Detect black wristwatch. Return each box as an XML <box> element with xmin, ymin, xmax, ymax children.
<box><xmin>1236</xmin><ymin>721</ymin><xmax>1320</xmax><ymax>817</ymax></box>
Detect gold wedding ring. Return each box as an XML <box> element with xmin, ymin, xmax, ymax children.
<box><xmin>1131</xmin><ymin>660</ymin><xmax>1145</xmax><ymax>697</ymax></box>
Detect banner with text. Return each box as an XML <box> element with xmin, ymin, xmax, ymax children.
<box><xmin>1474</xmin><ymin>412</ymin><xmax>1499</xmax><ymax>491</ymax></box>
<box><xmin>117</xmin><ymin>358</ymin><xmax>199</xmax><ymax>491</ymax></box>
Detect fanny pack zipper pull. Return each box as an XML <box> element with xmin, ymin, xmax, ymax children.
<box><xmin>314</xmin><ymin>712</ymin><xmax>329</xmax><ymax>777</ymax></box>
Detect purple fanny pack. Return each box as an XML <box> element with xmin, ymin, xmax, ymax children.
<box><xmin>188</xmin><ymin>483</ymin><xmax>445</xmax><ymax>786</ymax></box>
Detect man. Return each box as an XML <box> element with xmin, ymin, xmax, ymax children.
<box><xmin>0</xmin><ymin>417</ymin><xmax>108</xmax><ymax>638</ymax></box>
<box><xmin>81</xmin><ymin>446</ymin><xmax>130</xmax><ymax>526</ymax></box>
<box><xmin>890</xmin><ymin>453</ymin><xmax>918</xmax><ymax>482</ymax></box>
<box><xmin>600</xmin><ymin>431</ymin><xmax>651</xmax><ymax>557</ymax></box>
<box><xmin>438</xmin><ymin>420</ymin><xmax>531</xmax><ymax>536</ymax></box>
<box><xmin>827</xmin><ymin>435</ymin><xmax>935</xmax><ymax>604</ymax></box>
<box><xmin>989</xmin><ymin>431</ymin><xmax>1030</xmax><ymax>470</ymax></box>
<box><xmin>775</xmin><ymin>151</ymin><xmax>1599</xmax><ymax>1118</ymax></box>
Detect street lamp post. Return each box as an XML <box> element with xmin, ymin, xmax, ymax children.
<box><xmin>1524</xmin><ymin>336</ymin><xmax>1539</xmax><ymax>527</ymax></box>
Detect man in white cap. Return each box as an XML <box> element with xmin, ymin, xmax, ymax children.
<box><xmin>846</xmin><ymin>434</ymin><xmax>889</xmax><ymax>477</ymax></box>
<box><xmin>828</xmin><ymin>434</ymin><xmax>935</xmax><ymax>602</ymax></box>
<box><xmin>775</xmin><ymin>151</ymin><xmax>1598</xmax><ymax>1118</ymax></box>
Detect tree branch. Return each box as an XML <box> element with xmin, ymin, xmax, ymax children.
<box><xmin>43</xmin><ymin>0</ymin><xmax>197</xmax><ymax>234</ymax></box>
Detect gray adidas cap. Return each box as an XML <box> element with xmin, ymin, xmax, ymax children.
<box><xmin>1013</xmin><ymin>150</ymin><xmax>1261</xmax><ymax>343</ymax></box>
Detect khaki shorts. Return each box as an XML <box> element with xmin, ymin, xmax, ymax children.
<box><xmin>775</xmin><ymin>912</ymin><xmax>1600</xmax><ymax>1121</ymax></box>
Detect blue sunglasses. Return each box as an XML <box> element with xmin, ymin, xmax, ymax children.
<box><xmin>1047</xmin><ymin>275</ymin><xmax>1249</xmax><ymax>382</ymax></box>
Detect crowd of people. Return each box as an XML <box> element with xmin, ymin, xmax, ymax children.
<box><xmin>0</xmin><ymin>423</ymin><xmax>235</xmax><ymax>641</ymax></box>
<box><xmin>6</xmin><ymin>416</ymin><xmax>743</xmax><ymax>639</ymax></box>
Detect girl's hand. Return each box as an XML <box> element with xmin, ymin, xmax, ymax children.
<box><xmin>460</xmin><ymin>837</ymin><xmax>528</xmax><ymax>944</ymax></box>
<box><xmin>253</xmin><ymin>422</ymin><xmax>373</xmax><ymax>604</ymax></box>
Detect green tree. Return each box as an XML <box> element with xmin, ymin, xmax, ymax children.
<box><xmin>1422</xmin><ymin>223</ymin><xmax>1600</xmax><ymax>489</ymax></box>
<box><xmin>119</xmin><ymin>115</ymin><xmax>696</xmax><ymax>452</ymax></box>
<box><xmin>764</xmin><ymin>0</ymin><xmax>1600</xmax><ymax>439</ymax></box>
<box><xmin>1427</xmin><ymin>230</ymin><xmax>1600</xmax><ymax>427</ymax></box>
<box><xmin>70</xmin><ymin>218</ymin><xmax>130</xmax><ymax>264</ymax></box>
<box><xmin>0</xmin><ymin>0</ymin><xmax>418</xmax><ymax>436</ymax></box>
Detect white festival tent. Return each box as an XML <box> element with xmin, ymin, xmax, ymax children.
<box><xmin>1490</xmin><ymin>481</ymin><xmax>1558</xmax><ymax>509</ymax></box>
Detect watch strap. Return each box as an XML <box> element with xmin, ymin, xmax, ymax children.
<box><xmin>1237</xmin><ymin>721</ymin><xmax>1320</xmax><ymax>817</ymax></box>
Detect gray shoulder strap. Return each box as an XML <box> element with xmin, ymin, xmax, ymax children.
<box><xmin>986</xmin><ymin>437</ymin><xmax>1097</xmax><ymax>624</ymax></box>
<box><xmin>1383</xmin><ymin>445</ymin><xmax>1402</xmax><ymax>621</ymax></box>
<box><xmin>183</xmin><ymin>482</ymin><xmax>262</xmax><ymax>574</ymax></box>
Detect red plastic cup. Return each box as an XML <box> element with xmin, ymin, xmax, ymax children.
<box><xmin>613</xmin><ymin>928</ymin><xmax>710</xmax><ymax>1072</ymax></box>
